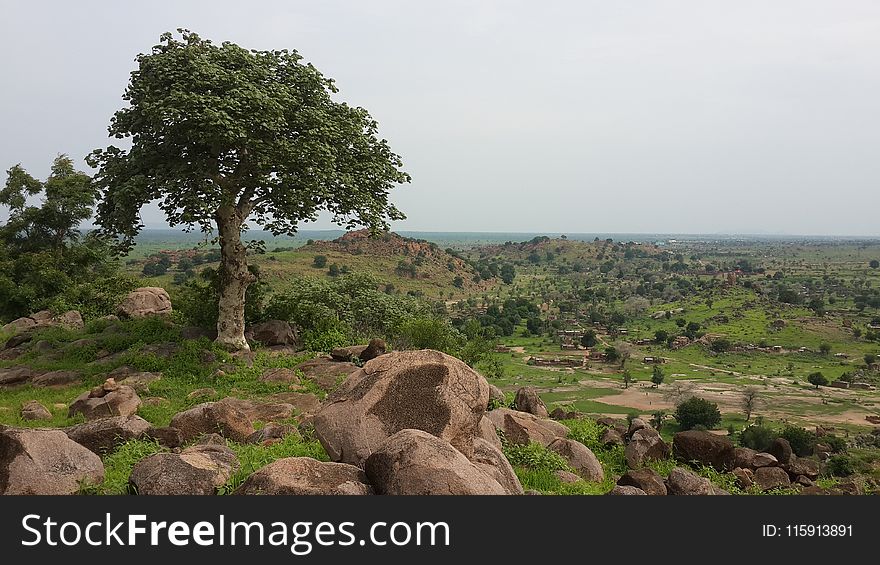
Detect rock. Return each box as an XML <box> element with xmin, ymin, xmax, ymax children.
<box><xmin>607</xmin><ymin>485</ymin><xmax>647</xmax><ymax>495</ymax></box>
<box><xmin>216</xmin><ymin>397</ymin><xmax>294</xmax><ymax>423</ymax></box>
<box><xmin>294</xmin><ymin>357</ymin><xmax>358</xmax><ymax>390</ymax></box>
<box><xmin>625</xmin><ymin>428</ymin><xmax>670</xmax><ymax>468</ymax></box>
<box><xmin>617</xmin><ymin>468</ymin><xmax>667</xmax><ymax>495</ymax></box>
<box><xmin>768</xmin><ymin>437</ymin><xmax>794</xmax><ymax>465</ymax></box>
<box><xmin>246</xmin><ymin>423</ymin><xmax>300</xmax><ymax>444</ymax></box>
<box><xmin>187</xmin><ymin>388</ymin><xmax>217</xmax><ymax>400</ymax></box>
<box><xmin>20</xmin><ymin>400</ymin><xmax>52</xmax><ymax>421</ymax></box>
<box><xmin>1</xmin><ymin>317</ymin><xmax>36</xmax><ymax>334</ymax></box>
<box><xmin>795</xmin><ymin>475</ymin><xmax>815</xmax><ymax>487</ymax></box>
<box><xmin>754</xmin><ymin>466</ymin><xmax>791</xmax><ymax>491</ymax></box>
<box><xmin>141</xmin><ymin>426</ymin><xmax>184</xmax><ymax>448</ymax></box>
<box><xmin>196</xmin><ymin>433</ymin><xmax>226</xmax><ymax>445</ymax></box>
<box><xmin>784</xmin><ymin>456</ymin><xmax>820</xmax><ymax>480</ymax></box>
<box><xmin>672</xmin><ymin>430</ymin><xmax>735</xmax><ymax>471</ymax></box>
<box><xmin>733</xmin><ymin>467</ymin><xmax>755</xmax><ymax>489</ymax></box>
<box><xmin>0</xmin><ymin>427</ymin><xmax>105</xmax><ymax>494</ymax></box>
<box><xmin>485</xmin><ymin>408</ymin><xmax>569</xmax><ymax>447</ymax></box>
<box><xmin>143</xmin><ymin>397</ymin><xmax>168</xmax><ymax>407</ymax></box>
<box><xmin>628</xmin><ymin>417</ymin><xmax>649</xmax><ymax>436</ymax></box>
<box><xmin>266</xmin><ymin>392</ymin><xmax>322</xmax><ymax>415</ymax></box>
<box><xmin>550</xmin><ymin>407</ymin><xmax>577</xmax><ymax>420</ymax></box>
<box><xmin>600</xmin><ymin>428</ymin><xmax>625</xmax><ymax>447</ymax></box>
<box><xmin>116</xmin><ymin>371</ymin><xmax>162</xmax><ymax>393</ymax></box>
<box><xmin>470</xmin><ymin>437</ymin><xmax>524</xmax><ymax>494</ymax></box>
<box><xmin>247</xmin><ymin>320</ymin><xmax>298</xmax><ymax>347</ymax></box>
<box><xmin>734</xmin><ymin>447</ymin><xmax>757</xmax><ymax>469</ymax></box>
<box><xmin>259</xmin><ymin>367</ymin><xmax>301</xmax><ymax>384</ymax></box>
<box><xmin>117</xmin><ymin>287</ymin><xmax>172</xmax><ymax>318</ymax></box>
<box><xmin>488</xmin><ymin>384</ymin><xmax>506</xmax><ymax>406</ymax></box>
<box><xmin>68</xmin><ymin>383</ymin><xmax>141</xmax><ymax>421</ymax></box>
<box><xmin>799</xmin><ymin>485</ymin><xmax>828</xmax><ymax>495</ymax></box>
<box><xmin>54</xmin><ymin>310</ymin><xmax>84</xmax><ymax>329</ymax></box>
<box><xmin>129</xmin><ymin>444</ymin><xmax>239</xmax><ymax>495</ymax></box>
<box><xmin>314</xmin><ymin>349</ymin><xmax>489</xmax><ymax>467</ymax></box>
<box><xmin>835</xmin><ymin>479</ymin><xmax>863</xmax><ymax>495</ymax></box>
<box><xmin>666</xmin><ymin>467</ymin><xmax>716</xmax><ymax>495</ymax></box>
<box><xmin>329</xmin><ymin>339</ymin><xmax>387</xmax><ymax>363</ymax></box>
<box><xmin>476</xmin><ymin>415</ymin><xmax>502</xmax><ymax>450</ymax></box>
<box><xmin>554</xmin><ymin>470</ymin><xmax>582</xmax><ymax>484</ymax></box>
<box><xmin>169</xmin><ymin>401</ymin><xmax>255</xmax><ymax>443</ymax></box>
<box><xmin>514</xmin><ymin>387</ymin><xmax>548</xmax><ymax>418</ymax></box>
<box><xmin>597</xmin><ymin>417</ymin><xmax>629</xmax><ymax>436</ymax></box>
<box><xmin>199</xmin><ymin>350</ymin><xmax>217</xmax><ymax>364</ymax></box>
<box><xmin>364</xmin><ymin>429</ymin><xmax>507</xmax><ymax>495</ymax></box>
<box><xmin>234</xmin><ymin>457</ymin><xmax>372</xmax><ymax>495</ymax></box>
<box><xmin>752</xmin><ymin>452</ymin><xmax>779</xmax><ymax>468</ymax></box>
<box><xmin>31</xmin><ymin>370</ymin><xmax>81</xmax><ymax>387</ymax></box>
<box><xmin>4</xmin><ymin>333</ymin><xmax>32</xmax><ymax>349</ymax></box>
<box><xmin>0</xmin><ymin>365</ymin><xmax>37</xmax><ymax>386</ymax></box>
<box><xmin>66</xmin><ymin>415</ymin><xmax>153</xmax><ymax>454</ymax></box>
<box><xmin>547</xmin><ymin>438</ymin><xmax>604</xmax><ymax>482</ymax></box>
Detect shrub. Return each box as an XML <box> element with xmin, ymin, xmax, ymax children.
<box><xmin>175</xmin><ymin>266</ymin><xmax>266</xmax><ymax>329</ymax></box>
<box><xmin>740</xmin><ymin>424</ymin><xmax>778</xmax><ymax>451</ymax></box>
<box><xmin>312</xmin><ymin>255</ymin><xmax>327</xmax><ymax>268</ymax></box>
<box><xmin>824</xmin><ymin>435</ymin><xmax>848</xmax><ymax>453</ymax></box>
<box><xmin>393</xmin><ymin>317</ymin><xmax>463</xmax><ymax>353</ymax></box>
<box><xmin>502</xmin><ymin>442</ymin><xmax>569</xmax><ymax>472</ymax></box>
<box><xmin>781</xmin><ymin>426</ymin><xmax>816</xmax><ymax>457</ymax></box>
<box><xmin>301</xmin><ymin>327</ymin><xmax>350</xmax><ymax>352</ymax></box>
<box><xmin>826</xmin><ymin>455</ymin><xmax>855</xmax><ymax>477</ymax></box>
<box><xmin>674</xmin><ymin>397</ymin><xmax>721</xmax><ymax>430</ymax></box>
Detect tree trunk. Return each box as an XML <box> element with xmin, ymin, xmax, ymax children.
<box><xmin>215</xmin><ymin>205</ymin><xmax>256</xmax><ymax>351</ymax></box>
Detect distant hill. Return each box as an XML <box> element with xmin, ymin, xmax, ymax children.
<box><xmin>472</xmin><ymin>235</ymin><xmax>666</xmax><ymax>266</ymax></box>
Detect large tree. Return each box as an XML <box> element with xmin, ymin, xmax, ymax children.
<box><xmin>88</xmin><ymin>30</ymin><xmax>410</xmax><ymax>350</ymax></box>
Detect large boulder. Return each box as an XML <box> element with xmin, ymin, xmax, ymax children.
<box><xmin>469</xmin><ymin>437</ymin><xmax>524</xmax><ymax>495</ymax></box>
<box><xmin>364</xmin><ymin>429</ymin><xmax>507</xmax><ymax>495</ymax></box>
<box><xmin>607</xmin><ymin>485</ymin><xmax>647</xmax><ymax>495</ymax></box>
<box><xmin>733</xmin><ymin>467</ymin><xmax>755</xmax><ymax>489</ymax></box>
<box><xmin>547</xmin><ymin>438</ymin><xmax>604</xmax><ymax>482</ymax></box>
<box><xmin>20</xmin><ymin>400</ymin><xmax>52</xmax><ymax>421</ymax></box>
<box><xmin>314</xmin><ymin>349</ymin><xmax>489</xmax><ymax>467</ymax></box>
<box><xmin>665</xmin><ymin>467</ymin><xmax>716</xmax><ymax>495</ymax></box>
<box><xmin>734</xmin><ymin>447</ymin><xmax>757</xmax><ymax>469</ymax></box>
<box><xmin>0</xmin><ymin>427</ymin><xmax>105</xmax><ymax>495</ymax></box>
<box><xmin>129</xmin><ymin>444</ymin><xmax>239</xmax><ymax>495</ymax></box>
<box><xmin>753</xmin><ymin>466</ymin><xmax>791</xmax><ymax>491</ymax></box>
<box><xmin>66</xmin><ymin>415</ymin><xmax>153</xmax><ymax>454</ymax></box>
<box><xmin>259</xmin><ymin>367</ymin><xmax>301</xmax><ymax>384</ymax></box>
<box><xmin>485</xmin><ymin>408</ymin><xmax>569</xmax><ymax>447</ymax></box>
<box><xmin>214</xmin><ymin>397</ymin><xmax>294</xmax><ymax>423</ymax></box>
<box><xmin>330</xmin><ymin>338</ymin><xmax>387</xmax><ymax>363</ymax></box>
<box><xmin>488</xmin><ymin>384</ymin><xmax>506</xmax><ymax>406</ymax></box>
<box><xmin>752</xmin><ymin>452</ymin><xmax>779</xmax><ymax>468</ymax></box>
<box><xmin>514</xmin><ymin>387</ymin><xmax>548</xmax><ymax>418</ymax></box>
<box><xmin>625</xmin><ymin>428</ymin><xmax>670</xmax><ymax>468</ymax></box>
<box><xmin>476</xmin><ymin>415</ymin><xmax>503</xmax><ymax>450</ymax></box>
<box><xmin>68</xmin><ymin>380</ymin><xmax>141</xmax><ymax>421</ymax></box>
<box><xmin>1</xmin><ymin>317</ymin><xmax>36</xmax><ymax>334</ymax></box>
<box><xmin>672</xmin><ymin>430</ymin><xmax>735</xmax><ymax>471</ymax></box>
<box><xmin>618</xmin><ymin>468</ymin><xmax>667</xmax><ymax>496</ymax></box>
<box><xmin>784</xmin><ymin>456</ymin><xmax>820</xmax><ymax>480</ymax></box>
<box><xmin>117</xmin><ymin>287</ymin><xmax>172</xmax><ymax>318</ymax></box>
<box><xmin>234</xmin><ymin>457</ymin><xmax>373</xmax><ymax>495</ymax></box>
<box><xmin>293</xmin><ymin>357</ymin><xmax>358</xmax><ymax>391</ymax></box>
<box><xmin>247</xmin><ymin>320</ymin><xmax>298</xmax><ymax>347</ymax></box>
<box><xmin>170</xmin><ymin>401</ymin><xmax>255</xmax><ymax>443</ymax></box>
<box><xmin>0</xmin><ymin>365</ymin><xmax>37</xmax><ymax>386</ymax></box>
<box><xmin>31</xmin><ymin>370</ymin><xmax>82</xmax><ymax>387</ymax></box>
<box><xmin>600</xmin><ymin>427</ymin><xmax>625</xmax><ymax>447</ymax></box>
<box><xmin>768</xmin><ymin>437</ymin><xmax>794</xmax><ymax>465</ymax></box>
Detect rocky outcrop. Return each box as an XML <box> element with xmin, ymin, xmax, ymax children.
<box><xmin>170</xmin><ymin>400</ymin><xmax>255</xmax><ymax>443</ymax></box>
<box><xmin>625</xmin><ymin>427</ymin><xmax>669</xmax><ymax>468</ymax></box>
<box><xmin>0</xmin><ymin>427</ymin><xmax>104</xmax><ymax>495</ymax></box>
<box><xmin>234</xmin><ymin>457</ymin><xmax>373</xmax><ymax>495</ymax></box>
<box><xmin>66</xmin><ymin>415</ymin><xmax>153</xmax><ymax>454</ymax></box>
<box><xmin>0</xmin><ymin>365</ymin><xmax>38</xmax><ymax>386</ymax></box>
<box><xmin>117</xmin><ymin>287</ymin><xmax>172</xmax><ymax>318</ymax></box>
<box><xmin>547</xmin><ymin>438</ymin><xmax>604</xmax><ymax>482</ymax></box>
<box><xmin>247</xmin><ymin>320</ymin><xmax>298</xmax><ymax>347</ymax></box>
<box><xmin>485</xmin><ymin>408</ymin><xmax>568</xmax><ymax>447</ymax></box>
<box><xmin>129</xmin><ymin>444</ymin><xmax>239</xmax><ymax>495</ymax></box>
<box><xmin>618</xmin><ymin>468</ymin><xmax>667</xmax><ymax>496</ymax></box>
<box><xmin>314</xmin><ymin>350</ymin><xmax>489</xmax><ymax>467</ymax></box>
<box><xmin>514</xmin><ymin>387</ymin><xmax>548</xmax><ymax>418</ymax></box>
<box><xmin>68</xmin><ymin>379</ymin><xmax>141</xmax><ymax>421</ymax></box>
<box><xmin>672</xmin><ymin>430</ymin><xmax>735</xmax><ymax>471</ymax></box>
<box><xmin>364</xmin><ymin>430</ymin><xmax>507</xmax><ymax>495</ymax></box>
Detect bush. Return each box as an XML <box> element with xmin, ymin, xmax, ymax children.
<box><xmin>393</xmin><ymin>317</ymin><xmax>463</xmax><ymax>353</ymax></box>
<box><xmin>807</xmin><ymin>372</ymin><xmax>828</xmax><ymax>389</ymax></box>
<box><xmin>312</xmin><ymin>255</ymin><xmax>327</xmax><ymax>268</ymax></box>
<box><xmin>301</xmin><ymin>327</ymin><xmax>350</xmax><ymax>352</ymax></box>
<box><xmin>739</xmin><ymin>424</ymin><xmax>778</xmax><ymax>451</ymax></box>
<box><xmin>826</xmin><ymin>455</ymin><xmax>855</xmax><ymax>477</ymax></box>
<box><xmin>674</xmin><ymin>397</ymin><xmax>721</xmax><ymax>430</ymax></box>
<box><xmin>502</xmin><ymin>442</ymin><xmax>570</xmax><ymax>472</ymax></box>
<box><xmin>824</xmin><ymin>435</ymin><xmax>848</xmax><ymax>453</ymax></box>
<box><xmin>781</xmin><ymin>426</ymin><xmax>816</xmax><ymax>457</ymax></box>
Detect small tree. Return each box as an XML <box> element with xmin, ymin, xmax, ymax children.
<box><xmin>674</xmin><ymin>397</ymin><xmax>722</xmax><ymax>431</ymax></box>
<box><xmin>819</xmin><ymin>342</ymin><xmax>832</xmax><ymax>356</ymax></box>
<box><xmin>651</xmin><ymin>365</ymin><xmax>665</xmax><ymax>387</ymax></box>
<box><xmin>870</xmin><ymin>259</ymin><xmax>879</xmax><ymax>269</ymax></box>
<box><xmin>654</xmin><ymin>329</ymin><xmax>669</xmax><ymax>343</ymax></box>
<box><xmin>807</xmin><ymin>371</ymin><xmax>828</xmax><ymax>389</ymax></box>
<box><xmin>580</xmin><ymin>329</ymin><xmax>597</xmax><ymax>348</ymax></box>
<box><xmin>622</xmin><ymin>369</ymin><xmax>633</xmax><ymax>389</ymax></box>
<box><xmin>740</xmin><ymin>386</ymin><xmax>760</xmax><ymax>421</ymax></box>
<box><xmin>312</xmin><ymin>255</ymin><xmax>327</xmax><ymax>268</ymax></box>
<box><xmin>604</xmin><ymin>346</ymin><xmax>620</xmax><ymax>364</ymax></box>
<box><xmin>865</xmin><ymin>353</ymin><xmax>878</xmax><ymax>367</ymax></box>
<box><xmin>88</xmin><ymin>30</ymin><xmax>409</xmax><ymax>351</ymax></box>
<box><xmin>328</xmin><ymin>263</ymin><xmax>341</xmax><ymax>277</ymax></box>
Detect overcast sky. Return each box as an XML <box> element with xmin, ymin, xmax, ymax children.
<box><xmin>1</xmin><ymin>1</ymin><xmax>878</xmax><ymax>235</ymax></box>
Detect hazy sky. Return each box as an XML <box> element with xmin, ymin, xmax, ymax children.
<box><xmin>1</xmin><ymin>1</ymin><xmax>878</xmax><ymax>235</ymax></box>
